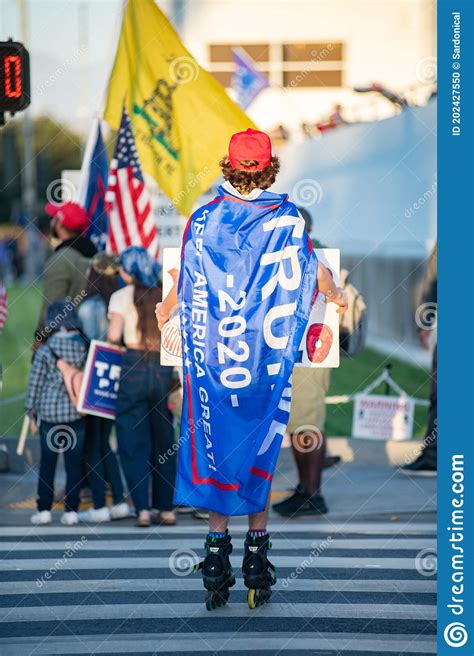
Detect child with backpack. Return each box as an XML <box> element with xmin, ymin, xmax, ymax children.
<box><xmin>26</xmin><ymin>300</ymin><xmax>89</xmax><ymax>526</ymax></box>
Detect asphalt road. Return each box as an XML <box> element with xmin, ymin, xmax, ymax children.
<box><xmin>0</xmin><ymin>515</ymin><xmax>437</xmax><ymax>655</ymax></box>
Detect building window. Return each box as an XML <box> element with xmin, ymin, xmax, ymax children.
<box><xmin>208</xmin><ymin>42</ymin><xmax>344</xmax><ymax>89</ymax></box>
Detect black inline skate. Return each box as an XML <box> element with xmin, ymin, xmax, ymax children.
<box><xmin>242</xmin><ymin>533</ymin><xmax>276</xmax><ymax>608</ymax></box>
<box><xmin>196</xmin><ymin>531</ymin><xmax>235</xmax><ymax>610</ymax></box>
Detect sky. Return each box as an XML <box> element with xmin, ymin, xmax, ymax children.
<box><xmin>1</xmin><ymin>0</ymin><xmax>131</xmax><ymax>132</ymax></box>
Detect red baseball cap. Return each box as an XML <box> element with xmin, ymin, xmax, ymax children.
<box><xmin>45</xmin><ymin>201</ymin><xmax>90</xmax><ymax>233</ymax></box>
<box><xmin>228</xmin><ymin>128</ymin><xmax>272</xmax><ymax>171</ymax></box>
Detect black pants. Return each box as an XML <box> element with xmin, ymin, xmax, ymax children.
<box><xmin>115</xmin><ymin>350</ymin><xmax>176</xmax><ymax>512</ymax></box>
<box><xmin>37</xmin><ymin>419</ymin><xmax>86</xmax><ymax>512</ymax></box>
<box><xmin>85</xmin><ymin>416</ymin><xmax>125</xmax><ymax>509</ymax></box>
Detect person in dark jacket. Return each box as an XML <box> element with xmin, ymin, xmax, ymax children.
<box><xmin>35</xmin><ymin>202</ymin><xmax>96</xmax><ymax>347</ymax></box>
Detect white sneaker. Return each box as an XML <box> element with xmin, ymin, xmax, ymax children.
<box><xmin>60</xmin><ymin>511</ymin><xmax>79</xmax><ymax>526</ymax></box>
<box><xmin>110</xmin><ymin>502</ymin><xmax>131</xmax><ymax>520</ymax></box>
<box><xmin>79</xmin><ymin>506</ymin><xmax>111</xmax><ymax>522</ymax></box>
<box><xmin>31</xmin><ymin>510</ymin><xmax>52</xmax><ymax>525</ymax></box>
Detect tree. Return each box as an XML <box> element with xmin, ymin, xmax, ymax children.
<box><xmin>0</xmin><ymin>115</ymin><xmax>83</xmax><ymax>225</ymax></box>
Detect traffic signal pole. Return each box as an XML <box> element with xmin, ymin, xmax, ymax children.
<box><xmin>18</xmin><ymin>0</ymin><xmax>38</xmax><ymax>283</ymax></box>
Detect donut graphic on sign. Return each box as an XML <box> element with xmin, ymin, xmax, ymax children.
<box><xmin>306</xmin><ymin>322</ymin><xmax>333</xmax><ymax>364</ymax></box>
<box><xmin>161</xmin><ymin>316</ymin><xmax>182</xmax><ymax>358</ymax></box>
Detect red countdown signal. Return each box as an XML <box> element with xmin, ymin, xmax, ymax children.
<box><xmin>0</xmin><ymin>40</ymin><xmax>30</xmax><ymax>116</ymax></box>
<box><xmin>4</xmin><ymin>55</ymin><xmax>22</xmax><ymax>98</ymax></box>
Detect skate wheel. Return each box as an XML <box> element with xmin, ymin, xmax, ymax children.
<box><xmin>205</xmin><ymin>589</ymin><xmax>229</xmax><ymax>611</ymax></box>
<box><xmin>247</xmin><ymin>588</ymin><xmax>256</xmax><ymax>609</ymax></box>
<box><xmin>205</xmin><ymin>591</ymin><xmax>215</xmax><ymax>611</ymax></box>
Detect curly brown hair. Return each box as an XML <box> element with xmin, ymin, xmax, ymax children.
<box><xmin>219</xmin><ymin>155</ymin><xmax>280</xmax><ymax>194</ymax></box>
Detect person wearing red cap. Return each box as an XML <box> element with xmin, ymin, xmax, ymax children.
<box><xmin>157</xmin><ymin>128</ymin><xmax>347</xmax><ymax>609</ymax></box>
<box><xmin>35</xmin><ymin>201</ymin><xmax>96</xmax><ymax>347</ymax></box>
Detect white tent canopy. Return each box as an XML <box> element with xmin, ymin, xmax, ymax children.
<box><xmin>275</xmin><ymin>101</ymin><xmax>437</xmax><ymax>258</ymax></box>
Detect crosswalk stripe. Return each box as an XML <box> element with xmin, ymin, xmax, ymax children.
<box><xmin>0</xmin><ymin>537</ymin><xmax>436</xmax><ymax>551</ymax></box>
<box><xmin>0</xmin><ymin>521</ymin><xmax>437</xmax><ymax>536</ymax></box>
<box><xmin>0</xmin><ymin>555</ymin><xmax>424</xmax><ymax>571</ymax></box>
<box><xmin>0</xmin><ymin>576</ymin><xmax>436</xmax><ymax>598</ymax></box>
<box><xmin>0</xmin><ymin>601</ymin><xmax>436</xmax><ymax>622</ymax></box>
<box><xmin>0</xmin><ymin>632</ymin><xmax>438</xmax><ymax>654</ymax></box>
<box><xmin>0</xmin><ymin>577</ymin><xmax>436</xmax><ymax>594</ymax></box>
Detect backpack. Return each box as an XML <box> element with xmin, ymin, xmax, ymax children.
<box><xmin>339</xmin><ymin>269</ymin><xmax>367</xmax><ymax>358</ymax></box>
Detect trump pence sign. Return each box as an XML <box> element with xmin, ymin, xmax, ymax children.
<box><xmin>76</xmin><ymin>340</ymin><xmax>124</xmax><ymax>419</ymax></box>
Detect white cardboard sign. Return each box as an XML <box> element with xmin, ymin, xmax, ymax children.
<box><xmin>160</xmin><ymin>248</ymin><xmax>182</xmax><ymax>366</ymax></box>
<box><xmin>352</xmin><ymin>393</ymin><xmax>415</xmax><ymax>441</ymax></box>
<box><xmin>296</xmin><ymin>248</ymin><xmax>340</xmax><ymax>368</ymax></box>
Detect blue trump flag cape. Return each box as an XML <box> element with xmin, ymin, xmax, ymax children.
<box><xmin>175</xmin><ymin>184</ymin><xmax>318</xmax><ymax>516</ymax></box>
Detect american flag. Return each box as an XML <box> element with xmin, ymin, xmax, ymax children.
<box><xmin>0</xmin><ymin>284</ymin><xmax>8</xmax><ymax>334</ymax></box>
<box><xmin>105</xmin><ymin>108</ymin><xmax>159</xmax><ymax>257</ymax></box>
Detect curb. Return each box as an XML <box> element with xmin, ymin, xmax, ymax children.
<box><xmin>325</xmin><ymin>436</ymin><xmax>423</xmax><ymax>467</ymax></box>
<box><xmin>1</xmin><ymin>434</ymin><xmax>424</xmax><ymax>474</ymax></box>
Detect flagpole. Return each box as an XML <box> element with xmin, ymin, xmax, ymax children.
<box><xmin>77</xmin><ymin>118</ymin><xmax>100</xmax><ymax>205</ymax></box>
<box><xmin>77</xmin><ymin>0</ymin><xmax>127</xmax><ymax>204</ymax></box>
<box><xmin>97</xmin><ymin>0</ymin><xmax>128</xmax><ymax>120</ymax></box>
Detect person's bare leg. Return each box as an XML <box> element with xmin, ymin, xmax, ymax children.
<box><xmin>209</xmin><ymin>511</ymin><xmax>230</xmax><ymax>533</ymax></box>
<box><xmin>291</xmin><ymin>430</ymin><xmax>326</xmax><ymax>496</ymax></box>
<box><xmin>248</xmin><ymin>499</ymin><xmax>270</xmax><ymax>530</ymax></box>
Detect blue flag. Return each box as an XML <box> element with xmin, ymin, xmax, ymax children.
<box><xmin>232</xmin><ymin>47</ymin><xmax>269</xmax><ymax>110</ymax></box>
<box><xmin>80</xmin><ymin>120</ymin><xmax>109</xmax><ymax>251</ymax></box>
<box><xmin>175</xmin><ymin>184</ymin><xmax>318</xmax><ymax>516</ymax></box>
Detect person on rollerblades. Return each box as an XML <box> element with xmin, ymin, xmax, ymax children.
<box><xmin>157</xmin><ymin>128</ymin><xmax>348</xmax><ymax>610</ymax></box>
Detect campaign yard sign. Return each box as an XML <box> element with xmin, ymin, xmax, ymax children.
<box><xmin>352</xmin><ymin>393</ymin><xmax>415</xmax><ymax>441</ymax></box>
<box><xmin>77</xmin><ymin>340</ymin><xmax>124</xmax><ymax>419</ymax></box>
<box><xmin>296</xmin><ymin>248</ymin><xmax>340</xmax><ymax>368</ymax></box>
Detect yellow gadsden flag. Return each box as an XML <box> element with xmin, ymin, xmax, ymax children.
<box><xmin>104</xmin><ymin>0</ymin><xmax>256</xmax><ymax>215</ymax></box>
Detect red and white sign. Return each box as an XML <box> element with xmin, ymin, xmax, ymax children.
<box><xmin>297</xmin><ymin>248</ymin><xmax>340</xmax><ymax>368</ymax></box>
<box><xmin>352</xmin><ymin>393</ymin><xmax>415</xmax><ymax>441</ymax></box>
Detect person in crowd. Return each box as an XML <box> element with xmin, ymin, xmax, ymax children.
<box><xmin>35</xmin><ymin>202</ymin><xmax>96</xmax><ymax>346</ymax></box>
<box><xmin>27</xmin><ymin>301</ymin><xmax>89</xmax><ymax>526</ymax></box>
<box><xmin>108</xmin><ymin>246</ymin><xmax>176</xmax><ymax>528</ymax></box>
<box><xmin>78</xmin><ymin>253</ymin><xmax>130</xmax><ymax>522</ymax></box>
<box><xmin>79</xmin><ymin>253</ymin><xmax>121</xmax><ymax>341</ymax></box>
<box><xmin>157</xmin><ymin>129</ymin><xmax>347</xmax><ymax>609</ymax></box>
<box><xmin>401</xmin><ymin>243</ymin><xmax>437</xmax><ymax>475</ymax></box>
<box><xmin>272</xmin><ymin>207</ymin><xmax>334</xmax><ymax>517</ymax></box>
